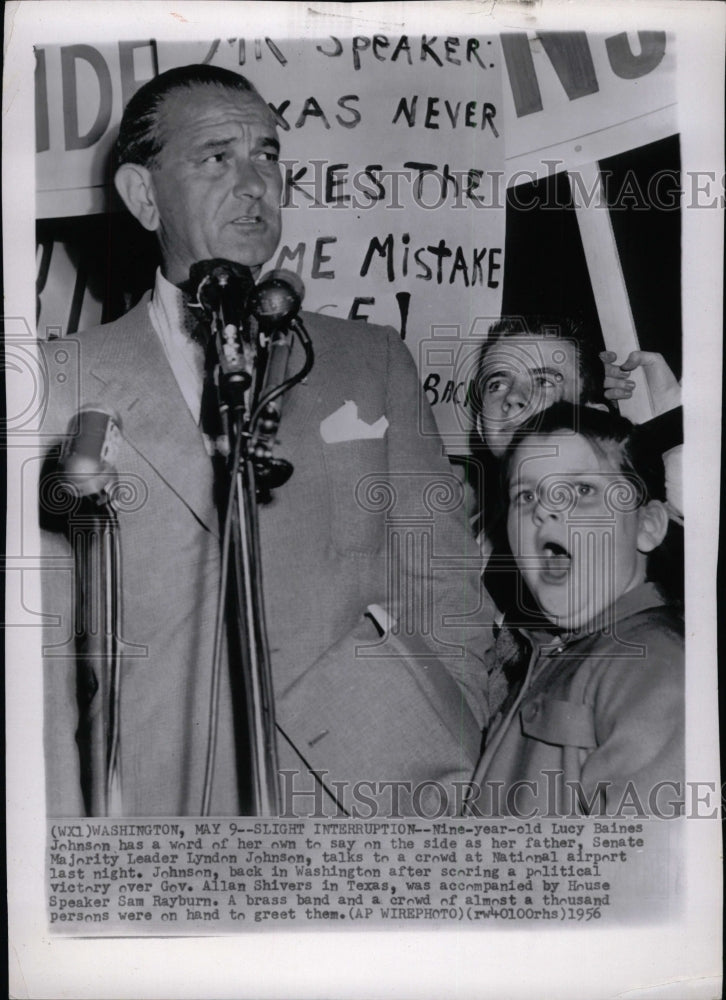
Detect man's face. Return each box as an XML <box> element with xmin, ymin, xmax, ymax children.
<box><xmin>148</xmin><ymin>84</ymin><xmax>282</xmax><ymax>284</ymax></box>
<box><xmin>477</xmin><ymin>336</ymin><xmax>581</xmax><ymax>456</ymax></box>
<box><xmin>506</xmin><ymin>432</ymin><xmax>648</xmax><ymax>631</ymax></box>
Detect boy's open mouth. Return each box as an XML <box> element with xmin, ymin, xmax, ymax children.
<box><xmin>539</xmin><ymin>540</ymin><xmax>571</xmax><ymax>583</ymax></box>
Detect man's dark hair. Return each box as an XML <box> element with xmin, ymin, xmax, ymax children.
<box><xmin>115</xmin><ymin>64</ymin><xmax>262</xmax><ymax>169</ymax></box>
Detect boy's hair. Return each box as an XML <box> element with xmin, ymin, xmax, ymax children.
<box><xmin>496</xmin><ymin>401</ymin><xmax>682</xmax><ymax>606</ymax></box>
<box><xmin>115</xmin><ymin>64</ymin><xmax>261</xmax><ymax>169</ymax></box>
<box><xmin>499</xmin><ymin>401</ymin><xmax>666</xmax><ymax>508</ymax></box>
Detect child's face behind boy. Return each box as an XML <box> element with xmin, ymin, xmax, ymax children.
<box><xmin>477</xmin><ymin>336</ymin><xmax>582</xmax><ymax>456</ymax></box>
<box><xmin>507</xmin><ymin>432</ymin><xmax>666</xmax><ymax>631</ymax></box>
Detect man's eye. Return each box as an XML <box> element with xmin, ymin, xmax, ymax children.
<box><xmin>536</xmin><ymin>374</ymin><xmax>565</xmax><ymax>391</ymax></box>
<box><xmin>576</xmin><ymin>483</ymin><xmax>595</xmax><ymax>497</ymax></box>
<box><xmin>486</xmin><ymin>378</ymin><xmax>507</xmax><ymax>394</ymax></box>
<box><xmin>254</xmin><ymin>150</ymin><xmax>279</xmax><ymax>163</ymax></box>
<box><xmin>512</xmin><ymin>489</ymin><xmax>535</xmax><ymax>506</ymax></box>
<box><xmin>533</xmin><ymin>372</ymin><xmax>565</xmax><ymax>390</ymax></box>
<box><xmin>204</xmin><ymin>152</ymin><xmax>227</xmax><ymax>164</ymax></box>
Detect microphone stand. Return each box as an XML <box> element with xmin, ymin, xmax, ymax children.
<box><xmin>192</xmin><ymin>263</ymin><xmax>312</xmax><ymax>817</ymax></box>
<box><xmin>71</xmin><ymin>496</ymin><xmax>122</xmax><ymax>817</ymax></box>
<box><xmin>228</xmin><ymin>408</ymin><xmax>280</xmax><ymax>816</ymax></box>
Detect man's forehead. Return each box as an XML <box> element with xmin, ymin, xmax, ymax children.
<box><xmin>158</xmin><ymin>83</ymin><xmax>277</xmax><ymax>135</ymax></box>
<box><xmin>483</xmin><ymin>336</ymin><xmax>578</xmax><ymax>372</ymax></box>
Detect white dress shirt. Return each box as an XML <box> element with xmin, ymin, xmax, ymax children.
<box><xmin>148</xmin><ymin>267</ymin><xmax>205</xmax><ymax>422</ymax></box>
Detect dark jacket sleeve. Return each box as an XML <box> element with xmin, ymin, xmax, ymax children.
<box><xmin>578</xmin><ymin>611</ymin><xmax>685</xmax><ymax>813</ymax></box>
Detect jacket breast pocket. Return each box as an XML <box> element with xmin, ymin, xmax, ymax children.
<box><xmin>520</xmin><ymin>693</ymin><xmax>597</xmax><ymax>749</ymax></box>
<box><xmin>322</xmin><ymin>438</ymin><xmax>389</xmax><ymax>555</ymax></box>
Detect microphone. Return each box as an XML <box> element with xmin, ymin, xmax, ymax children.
<box><xmin>185</xmin><ymin>259</ymin><xmax>258</xmax><ymax>406</ymax></box>
<box><xmin>185</xmin><ymin>259</ymin><xmax>256</xmax><ymax>334</ymax></box>
<box><xmin>55</xmin><ymin>405</ymin><xmax>124</xmax><ymax>816</ymax></box>
<box><xmin>251</xmin><ymin>270</ymin><xmax>305</xmax><ymax>397</ymax></box>
<box><xmin>58</xmin><ymin>406</ymin><xmax>122</xmax><ymax>499</ymax></box>
<box><xmin>248</xmin><ymin>269</ymin><xmax>304</xmax><ymax>332</ymax></box>
<box><xmin>248</xmin><ymin>272</ymin><xmax>306</xmax><ymax>500</ymax></box>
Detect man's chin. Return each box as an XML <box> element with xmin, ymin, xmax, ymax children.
<box><xmin>483</xmin><ymin>420</ymin><xmax>523</xmax><ymax>456</ymax></box>
<box><xmin>486</xmin><ymin>433</ymin><xmax>514</xmax><ymax>457</ymax></box>
<box><xmin>216</xmin><ymin>246</ymin><xmax>273</xmax><ymax>273</ymax></box>
<box><xmin>203</xmin><ymin>231</ymin><xmax>280</xmax><ymax>275</ymax></box>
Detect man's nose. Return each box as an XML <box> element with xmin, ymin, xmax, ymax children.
<box><xmin>502</xmin><ymin>375</ymin><xmax>528</xmax><ymax>413</ymax></box>
<box><xmin>233</xmin><ymin>158</ymin><xmax>266</xmax><ymax>199</ymax></box>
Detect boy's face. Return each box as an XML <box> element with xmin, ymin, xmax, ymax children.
<box><xmin>507</xmin><ymin>432</ymin><xmax>651</xmax><ymax>631</ymax></box>
<box><xmin>477</xmin><ymin>336</ymin><xmax>581</xmax><ymax>456</ymax></box>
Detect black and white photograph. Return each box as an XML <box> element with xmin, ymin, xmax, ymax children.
<box><xmin>4</xmin><ymin>1</ymin><xmax>723</xmax><ymax>997</ymax></box>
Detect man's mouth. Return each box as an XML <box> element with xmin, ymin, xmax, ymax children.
<box><xmin>539</xmin><ymin>540</ymin><xmax>571</xmax><ymax>583</ymax></box>
<box><xmin>230</xmin><ymin>214</ymin><xmax>264</xmax><ymax>227</ymax></box>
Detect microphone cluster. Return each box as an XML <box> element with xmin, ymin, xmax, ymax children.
<box><xmin>186</xmin><ymin>259</ymin><xmax>309</xmax><ymax>501</ymax></box>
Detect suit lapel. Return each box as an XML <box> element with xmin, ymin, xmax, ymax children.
<box><xmin>88</xmin><ymin>299</ymin><xmax>218</xmax><ymax>533</ymax></box>
<box><xmin>86</xmin><ymin>306</ymin><xmax>337</xmax><ymax>530</ymax></box>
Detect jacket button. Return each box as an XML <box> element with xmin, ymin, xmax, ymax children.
<box><xmin>522</xmin><ymin>702</ymin><xmax>539</xmax><ymax>722</ymax></box>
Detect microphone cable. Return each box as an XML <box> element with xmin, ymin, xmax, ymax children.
<box><xmin>249</xmin><ymin>317</ymin><xmax>315</xmax><ymax>430</ymax></box>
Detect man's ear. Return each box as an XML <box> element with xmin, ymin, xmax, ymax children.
<box><xmin>114</xmin><ymin>163</ymin><xmax>159</xmax><ymax>232</ymax></box>
<box><xmin>637</xmin><ymin>499</ymin><xmax>669</xmax><ymax>553</ymax></box>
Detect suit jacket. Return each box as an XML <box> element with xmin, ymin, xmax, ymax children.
<box><xmin>40</xmin><ymin>297</ymin><xmax>494</xmax><ymax>816</ymax></box>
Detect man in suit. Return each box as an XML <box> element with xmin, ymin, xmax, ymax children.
<box><xmin>40</xmin><ymin>64</ymin><xmax>493</xmax><ymax>817</ymax></box>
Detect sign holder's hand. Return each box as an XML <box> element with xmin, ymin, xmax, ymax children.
<box><xmin>601</xmin><ymin>350</ymin><xmax>681</xmax><ymax>417</ymax></box>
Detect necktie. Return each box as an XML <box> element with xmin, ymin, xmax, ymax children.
<box><xmin>199</xmin><ymin>336</ymin><xmax>226</xmax><ymax>447</ymax></box>
<box><xmin>179</xmin><ymin>296</ymin><xmax>229</xmax><ymax>455</ymax></box>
